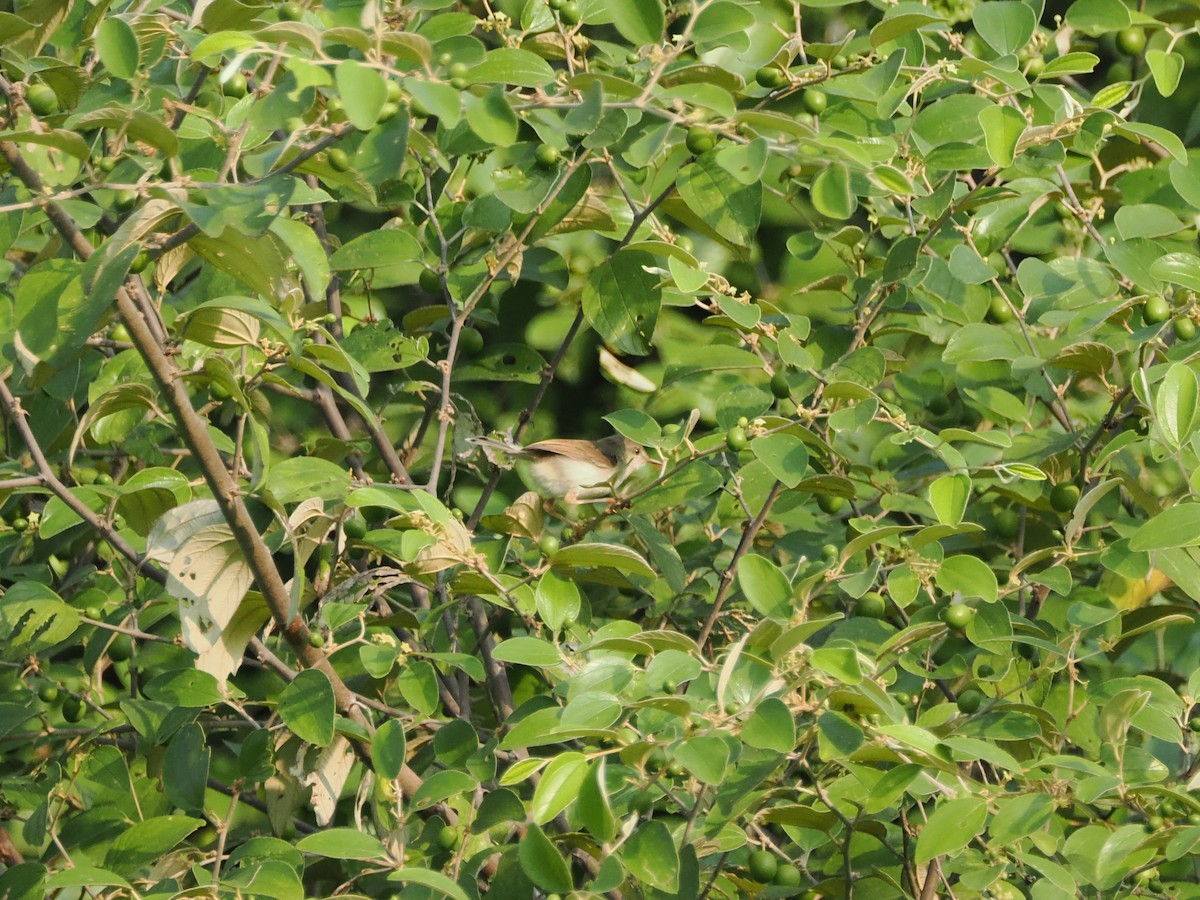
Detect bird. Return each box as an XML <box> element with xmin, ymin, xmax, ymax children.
<box><xmin>470</xmin><ymin>433</ymin><xmax>650</xmax><ymax>504</ymax></box>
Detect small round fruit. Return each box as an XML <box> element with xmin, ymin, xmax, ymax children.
<box><xmin>755</xmin><ymin>66</ymin><xmax>787</xmax><ymax>89</ymax></box>
<box><xmin>646</xmin><ymin>747</ymin><xmax>668</xmax><ymax>771</ymax></box>
<box><xmin>987</xmin><ymin>296</ymin><xmax>1015</xmax><ymax>324</ymax></box>
<box><xmin>343</xmin><ymin>514</ymin><xmax>367</xmax><ymax>540</ymax></box>
<box><xmin>800</xmin><ymin>89</ymin><xmax>828</xmax><ymax>115</ymax></box>
<box><xmin>855</xmin><ymin>592</ymin><xmax>887</xmax><ymax>619</ymax></box>
<box><xmin>558</xmin><ymin>1</ymin><xmax>580</xmax><ymax>25</ymax></box>
<box><xmin>222</xmin><ymin>72</ymin><xmax>249</xmax><ymax>98</ymax></box>
<box><xmin>26</xmin><ymin>83</ymin><xmax>59</xmax><ymax>116</ymax></box>
<box><xmin>110</xmin><ymin>326</ymin><xmax>130</xmax><ymax>347</ymax></box>
<box><xmin>1143</xmin><ymin>295</ymin><xmax>1171</xmax><ymax>325</ymax></box>
<box><xmin>830</xmin><ymin>54</ymin><xmax>848</xmax><ymax>70</ymax></box>
<box><xmin>534</xmin><ymin>143</ymin><xmax>561</xmax><ymax>169</ymax></box>
<box><xmin>941</xmin><ymin>604</ymin><xmax>975</xmax><ymax>631</ymax></box>
<box><xmin>38</xmin><ymin>683</ymin><xmax>60</xmax><ymax>703</ymax></box>
<box><xmin>726</xmin><ymin>426</ymin><xmax>749</xmax><ymax>451</ymax></box>
<box><xmin>747</xmin><ymin>850</ymin><xmax>779</xmax><ymax>883</ymax></box>
<box><xmin>957</xmin><ymin>688</ymin><xmax>984</xmax><ymax>714</ymax></box>
<box><xmin>448</xmin><ymin>62</ymin><xmax>469</xmax><ymax>79</ymax></box>
<box><xmin>770</xmin><ymin>372</ymin><xmax>790</xmax><ymax>399</ymax></box>
<box><xmin>308</xmin><ymin>631</ymin><xmax>325</xmax><ymax>648</ymax></box>
<box><xmin>113</xmin><ymin>189</ymin><xmax>138</xmax><ymax>213</ymax></box>
<box><xmin>95</xmin><ymin>473</ymin><xmax>114</xmax><ymax>486</ymax></box>
<box><xmin>129</xmin><ymin>251</ymin><xmax>151</xmax><ymax>273</ymax></box>
<box><xmin>97</xmin><ymin>155</ymin><xmax>118</xmax><ymax>173</ymax></box>
<box><xmin>62</xmin><ymin>696</ymin><xmax>84</xmax><ymax>723</ymax></box>
<box><xmin>1049</xmin><ymin>482</ymin><xmax>1080</xmax><ymax>513</ymax></box>
<box><xmin>817</xmin><ymin>493</ymin><xmax>845</xmax><ymax>515</ymax></box>
<box><xmin>419</xmin><ymin>267</ymin><xmax>442</xmax><ymax>293</ymax></box>
<box><xmin>977</xmin><ymin>663</ymin><xmax>995</xmax><ymax>678</ymax></box>
<box><xmin>994</xmin><ymin>507</ymin><xmax>1020</xmax><ymax>539</ymax></box>
<box><xmin>539</xmin><ymin>534</ymin><xmax>560</xmax><ymax>556</ymax></box>
<box><xmin>1024</xmin><ymin>54</ymin><xmax>1045</xmax><ymax>77</ymax></box>
<box><xmin>107</xmin><ymin>634</ymin><xmax>133</xmax><ymax>662</ymax></box>
<box><xmin>685</xmin><ymin>125</ymin><xmax>716</xmax><ymax>155</ymax></box>
<box><xmin>377</xmin><ymin>101</ymin><xmax>400</xmax><ymax>121</ymax></box>
<box><xmin>774</xmin><ymin>864</ymin><xmax>802</xmax><ymax>887</ymax></box>
<box><xmin>737</xmin><ymin>416</ymin><xmax>749</xmax><ymax>428</ymax></box>
<box><xmin>1174</xmin><ymin>317</ymin><xmax>1196</xmax><ymax>341</ymax></box>
<box><xmin>327</xmin><ymin>148</ymin><xmax>351</xmax><ymax>172</ymax></box>
<box><xmin>278</xmin><ymin>1</ymin><xmax>304</xmax><ymax>20</ymax></box>
<box><xmin>386</xmin><ymin>80</ymin><xmax>402</xmax><ymax>102</ymax></box>
<box><xmin>1116</xmin><ymin>26</ymin><xmax>1146</xmax><ymax>56</ymax></box>
<box><xmin>10</xmin><ymin>517</ymin><xmax>28</xmax><ymax>533</ymax></box>
<box><xmin>437</xmin><ymin>825</ymin><xmax>461</xmax><ymax>850</ymax></box>
<box><xmin>458</xmin><ymin>327</ymin><xmax>484</xmax><ymax>356</ymax></box>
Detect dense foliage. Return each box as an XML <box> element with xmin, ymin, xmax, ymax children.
<box><xmin>4</xmin><ymin>0</ymin><xmax>1200</xmax><ymax>896</ymax></box>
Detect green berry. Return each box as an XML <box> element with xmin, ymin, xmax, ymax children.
<box><xmin>994</xmin><ymin>508</ymin><xmax>1020</xmax><ymax>539</ymax></box>
<box><xmin>308</xmin><ymin>631</ymin><xmax>325</xmax><ymax>648</ymax></box>
<box><xmin>95</xmin><ymin>473</ymin><xmax>114</xmax><ymax>486</ymax></box>
<box><xmin>386</xmin><ymin>80</ymin><xmax>402</xmax><ymax>102</ymax></box>
<box><xmin>1025</xmin><ymin>55</ymin><xmax>1045</xmax><ymax>77</ymax></box>
<box><xmin>1049</xmin><ymin>482</ymin><xmax>1080</xmax><ymax>513</ymax></box>
<box><xmin>38</xmin><ymin>683</ymin><xmax>60</xmax><ymax>703</ymax></box>
<box><xmin>222</xmin><ymin>72</ymin><xmax>249</xmax><ymax>98</ymax></box>
<box><xmin>855</xmin><ymin>592</ymin><xmax>887</xmax><ymax>619</ymax></box>
<box><xmin>377</xmin><ymin>101</ymin><xmax>400</xmax><ymax>122</ymax></box>
<box><xmin>685</xmin><ymin>125</ymin><xmax>716</xmax><ymax>155</ymax></box>
<box><xmin>1143</xmin><ymin>295</ymin><xmax>1171</xmax><ymax>325</ymax></box>
<box><xmin>448</xmin><ymin>62</ymin><xmax>469</xmax><ymax>79</ymax></box>
<box><xmin>534</xmin><ymin>143</ymin><xmax>561</xmax><ymax>169</ymax></box>
<box><xmin>107</xmin><ymin>634</ymin><xmax>133</xmax><ymax>662</ymax></box>
<box><xmin>726</xmin><ymin>426</ymin><xmax>749</xmax><ymax>451</ymax></box>
<box><xmin>770</xmin><ymin>372</ymin><xmax>790</xmax><ymax>399</ymax></box>
<box><xmin>327</xmin><ymin>148</ymin><xmax>351</xmax><ymax>172</ymax></box>
<box><xmin>279</xmin><ymin>1</ymin><xmax>304</xmax><ymax>20</ymax></box>
<box><xmin>343</xmin><ymin>514</ymin><xmax>367</xmax><ymax>540</ymax></box>
<box><xmin>558</xmin><ymin>0</ymin><xmax>580</xmax><ymax>25</ymax></box>
<box><xmin>800</xmin><ymin>89</ymin><xmax>828</xmax><ymax>115</ymax></box>
<box><xmin>755</xmin><ymin>66</ymin><xmax>787</xmax><ymax>89</ymax></box>
<box><xmin>1116</xmin><ymin>26</ymin><xmax>1146</xmax><ymax>56</ymax></box>
<box><xmin>817</xmin><ymin>493</ymin><xmax>845</xmax><ymax>515</ymax></box>
<box><xmin>437</xmin><ymin>825</ymin><xmax>461</xmax><ymax>850</ymax></box>
<box><xmin>1174</xmin><ymin>317</ymin><xmax>1196</xmax><ymax>341</ymax></box>
<box><xmin>956</xmin><ymin>688</ymin><xmax>984</xmax><ymax>714</ymax></box>
<box><xmin>747</xmin><ymin>850</ymin><xmax>779</xmax><ymax>883</ymax></box>
<box><xmin>774</xmin><ymin>864</ymin><xmax>803</xmax><ymax>887</ymax></box>
<box><xmin>113</xmin><ymin>189</ymin><xmax>138</xmax><ymax>213</ymax></box>
<box><xmin>97</xmin><ymin>155</ymin><xmax>118</xmax><ymax>173</ymax></box>
<box><xmin>62</xmin><ymin>696</ymin><xmax>84</xmax><ymax>723</ymax></box>
<box><xmin>458</xmin><ymin>327</ymin><xmax>484</xmax><ymax>356</ymax></box>
<box><xmin>26</xmin><ymin>83</ymin><xmax>59</xmax><ymax>116</ymax></box>
<box><xmin>830</xmin><ymin>54</ymin><xmax>848</xmax><ymax>70</ymax></box>
<box><xmin>940</xmin><ymin>604</ymin><xmax>975</xmax><ymax>631</ymax></box>
<box><xmin>10</xmin><ymin>517</ymin><xmax>28</xmax><ymax>533</ymax></box>
<box><xmin>419</xmin><ymin>267</ymin><xmax>442</xmax><ymax>293</ymax></box>
<box><xmin>539</xmin><ymin>534</ymin><xmax>560</xmax><ymax>556</ymax></box>
<box><xmin>987</xmin><ymin>296</ymin><xmax>1015</xmax><ymax>324</ymax></box>
<box><xmin>129</xmin><ymin>251</ymin><xmax>151</xmax><ymax>274</ymax></box>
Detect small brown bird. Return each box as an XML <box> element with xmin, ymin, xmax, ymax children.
<box><xmin>471</xmin><ymin>434</ymin><xmax>649</xmax><ymax>504</ymax></box>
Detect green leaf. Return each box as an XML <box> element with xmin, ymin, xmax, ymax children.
<box><xmin>385</xmin><ymin>869</ymin><xmax>471</xmax><ymax>900</ymax></box>
<box><xmin>936</xmin><ymin>555</ymin><xmax>998</xmax><ymax>602</ymax></box>
<box><xmin>535</xmin><ymin>570</ymin><xmax>582</xmax><ymax>633</ymax></box>
<box><xmin>978</xmin><ymin>104</ymin><xmax>1026</xmax><ymax>167</ymax></box>
<box><xmin>582</xmin><ymin>249</ymin><xmax>661</xmax><ymax>356</ymax></box>
<box><xmin>491</xmin><ymin>636</ymin><xmax>563</xmax><ymax>667</ymax></box>
<box><xmin>578</xmin><ymin>760</ymin><xmax>617</xmax><ymax>842</ymax></box>
<box><xmin>750</xmin><ymin>433</ymin><xmax>809</xmax><ymax>488</ymax></box>
<box><xmin>105</xmin><ymin>816</ymin><xmax>204</xmax><ymax>877</ymax></box>
<box><xmin>530</xmin><ymin>751</ymin><xmax>589</xmax><ymax>824</ymax></box>
<box><xmin>0</xmin><ymin>582</ymin><xmax>80</xmax><ymax>660</ymax></box>
<box><xmin>552</xmin><ymin>542</ymin><xmax>656</xmax><ymax>578</ymax></box>
<box><xmin>736</xmin><ymin>554</ymin><xmax>793</xmax><ymax>620</ymax></box>
<box><xmin>1131</xmin><ymin>504</ymin><xmax>1200</xmax><ymax>551</ymax></box>
<box><xmin>329</xmin><ymin>229</ymin><xmax>423</xmax><ymax>269</ymax></box>
<box><xmin>676</xmin><ymin>154</ymin><xmax>763</xmax><ymax>246</ymax></box>
<box><xmin>1064</xmin><ymin>0</ymin><xmax>1129</xmax><ymax>33</ymax></box>
<box><xmin>335</xmin><ymin>59</ymin><xmax>388</xmax><ymax>130</ymax></box>
<box><xmin>991</xmin><ymin>793</ymin><xmax>1055</xmax><ymax>844</ymax></box>
<box><xmin>810</xmin><ymin>642</ymin><xmax>863</xmax><ymax>684</ymax></box>
<box><xmin>608</xmin><ymin>0</ymin><xmax>663</xmax><ymax>45</ymax></box>
<box><xmin>674</xmin><ymin>735</ymin><xmax>730</xmax><ymax>784</ymax></box>
<box><xmin>518</xmin><ymin>823</ymin><xmax>573</xmax><ymax>893</ymax></box>
<box><xmin>914</xmin><ymin>797</ymin><xmax>988</xmax><ymax>864</ymax></box>
<box><xmin>466</xmin><ymin>48</ymin><xmax>556</xmax><ymax>87</ymax></box>
<box><xmin>811</xmin><ymin>162</ymin><xmax>856</xmax><ymax>220</ymax></box>
<box><xmin>372</xmin><ymin>719</ymin><xmax>407</xmax><ymax>781</ymax></box>
<box><xmin>164</xmin><ymin>723</ymin><xmax>210</xmax><ymax>815</ymax></box>
<box><xmin>95</xmin><ymin>17</ymin><xmax>140</xmax><ymax>78</ymax></box>
<box><xmin>1146</xmin><ymin>50</ymin><xmax>1184</xmax><ymax>98</ymax></box>
<box><xmin>929</xmin><ymin>473</ymin><xmax>971</xmax><ymax>527</ymax></box>
<box><xmin>1113</xmin><ymin>121</ymin><xmax>1187</xmax><ymax>163</ymax></box>
<box><xmin>1038</xmin><ymin>51</ymin><xmax>1099</xmax><ymax>77</ymax></box>
<box><xmin>948</xmin><ymin>244</ymin><xmax>998</xmax><ymax>285</ymax></box>
<box><xmin>1154</xmin><ymin>363</ymin><xmax>1199</xmax><ymax>451</ymax></box>
<box><xmin>296</xmin><ymin>828</ymin><xmax>389</xmax><ymax>860</ymax></box>
<box><xmin>70</xmin><ymin>107</ymin><xmax>179</xmax><ymax>156</ymax></box>
<box><xmin>972</xmin><ymin>1</ymin><xmax>1035</xmax><ymax>55</ymax></box>
<box><xmin>465</xmin><ymin>85</ymin><xmax>519</xmax><ymax>146</ymax></box>
<box><xmin>742</xmin><ymin>696</ymin><xmax>797</xmax><ymax>752</ymax></box>
<box><xmin>266</xmin><ymin>456</ymin><xmax>352</xmax><ymax>504</ymax></box>
<box><xmin>1149</xmin><ymin>252</ymin><xmax>1200</xmax><ymax>292</ymax></box>
<box><xmin>623</xmin><ymin>819</ymin><xmax>680</xmax><ymax>892</ymax></box>
<box><xmin>278</xmin><ymin>669</ymin><xmax>335</xmax><ymax>746</ymax></box>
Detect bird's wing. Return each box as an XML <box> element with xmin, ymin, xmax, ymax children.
<box><xmin>524</xmin><ymin>439</ymin><xmax>617</xmax><ymax>466</ymax></box>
